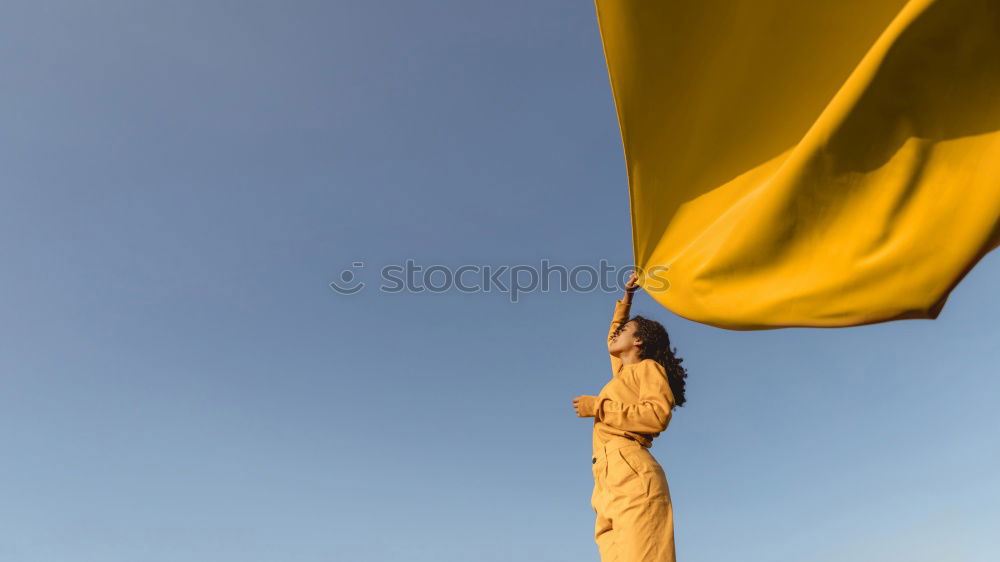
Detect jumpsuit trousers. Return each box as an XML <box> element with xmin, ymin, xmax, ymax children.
<box><xmin>591</xmin><ymin>434</ymin><xmax>675</xmax><ymax>562</ymax></box>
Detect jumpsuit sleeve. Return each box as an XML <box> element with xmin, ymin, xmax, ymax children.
<box><xmin>608</xmin><ymin>298</ymin><xmax>631</xmax><ymax>374</ymax></box>
<box><xmin>594</xmin><ymin>360</ymin><xmax>675</xmax><ymax>433</ymax></box>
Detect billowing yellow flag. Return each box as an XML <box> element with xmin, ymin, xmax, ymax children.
<box><xmin>595</xmin><ymin>0</ymin><xmax>1000</xmax><ymax>329</ymax></box>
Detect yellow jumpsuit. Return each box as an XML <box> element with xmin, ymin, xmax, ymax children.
<box><xmin>591</xmin><ymin>298</ymin><xmax>677</xmax><ymax>561</ymax></box>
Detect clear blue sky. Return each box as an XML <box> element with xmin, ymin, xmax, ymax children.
<box><xmin>2</xmin><ymin>1</ymin><xmax>998</xmax><ymax>560</ymax></box>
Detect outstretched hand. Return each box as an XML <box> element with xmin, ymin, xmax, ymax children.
<box><xmin>573</xmin><ymin>395</ymin><xmax>598</xmax><ymax>417</ymax></box>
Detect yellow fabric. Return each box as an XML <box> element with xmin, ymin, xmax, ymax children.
<box><xmin>594</xmin><ymin>0</ymin><xmax>1000</xmax><ymax>329</ymax></box>
<box><xmin>587</xmin><ymin>299</ymin><xmax>677</xmax><ymax>561</ymax></box>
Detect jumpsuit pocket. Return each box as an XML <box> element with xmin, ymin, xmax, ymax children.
<box><xmin>620</xmin><ymin>446</ymin><xmax>670</xmax><ymax>500</ymax></box>
<box><xmin>604</xmin><ymin>446</ymin><xmax>645</xmax><ymax>496</ymax></box>
<box><xmin>617</xmin><ymin>447</ymin><xmax>643</xmax><ymax>479</ymax></box>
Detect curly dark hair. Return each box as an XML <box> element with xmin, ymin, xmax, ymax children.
<box><xmin>628</xmin><ymin>315</ymin><xmax>688</xmax><ymax>408</ymax></box>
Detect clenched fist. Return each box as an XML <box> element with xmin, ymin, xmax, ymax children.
<box><xmin>573</xmin><ymin>395</ymin><xmax>598</xmax><ymax>418</ymax></box>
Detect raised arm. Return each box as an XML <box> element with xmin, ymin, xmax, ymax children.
<box><xmin>608</xmin><ymin>271</ymin><xmax>640</xmax><ymax>373</ymax></box>
<box><xmin>608</xmin><ymin>297</ymin><xmax>630</xmax><ymax>374</ymax></box>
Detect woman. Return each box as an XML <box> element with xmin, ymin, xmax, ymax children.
<box><xmin>573</xmin><ymin>271</ymin><xmax>689</xmax><ymax>561</ymax></box>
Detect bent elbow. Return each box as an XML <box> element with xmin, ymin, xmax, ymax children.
<box><xmin>653</xmin><ymin>409</ymin><xmax>671</xmax><ymax>433</ymax></box>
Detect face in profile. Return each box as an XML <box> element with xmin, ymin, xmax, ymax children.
<box><xmin>608</xmin><ymin>320</ymin><xmax>643</xmax><ymax>357</ymax></box>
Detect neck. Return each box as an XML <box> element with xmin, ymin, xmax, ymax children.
<box><xmin>618</xmin><ymin>349</ymin><xmax>643</xmax><ymax>366</ymax></box>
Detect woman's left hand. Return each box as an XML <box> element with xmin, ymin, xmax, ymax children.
<box><xmin>573</xmin><ymin>395</ymin><xmax>598</xmax><ymax>417</ymax></box>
